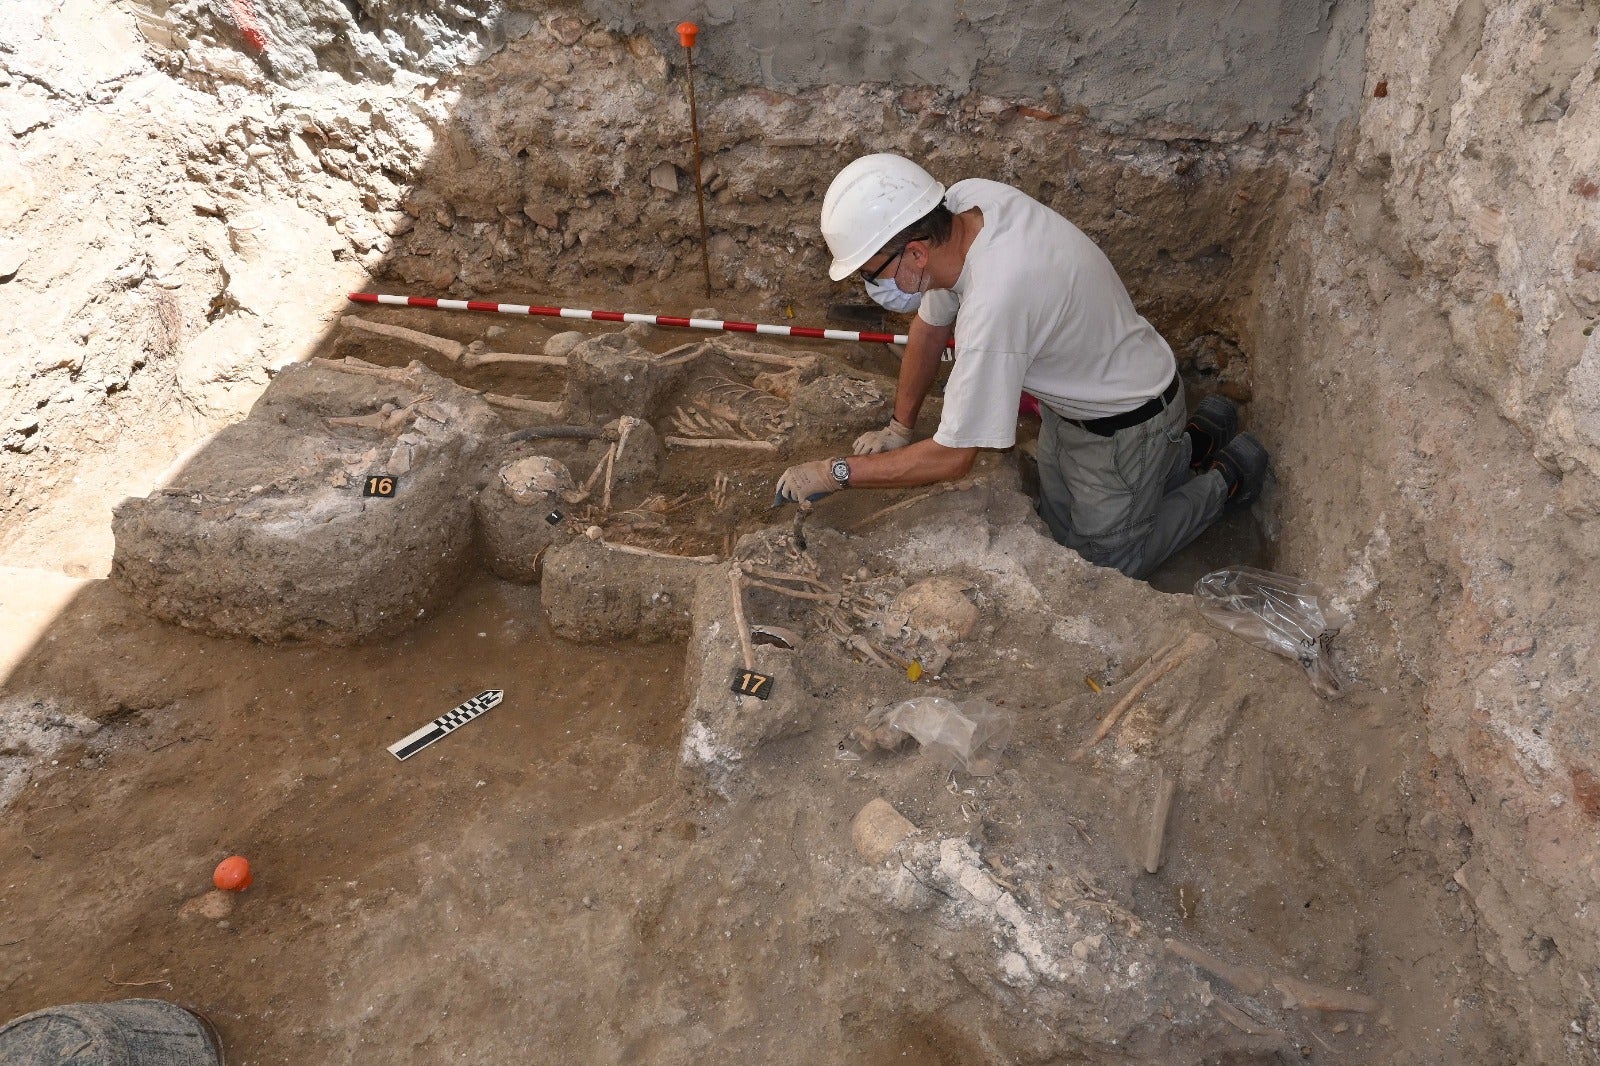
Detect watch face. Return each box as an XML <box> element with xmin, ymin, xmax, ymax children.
<box><xmin>831</xmin><ymin>458</ymin><xmax>851</xmax><ymax>486</ymax></box>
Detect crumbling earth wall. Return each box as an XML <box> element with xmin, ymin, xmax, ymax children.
<box><xmin>1</xmin><ymin>0</ymin><xmax>1333</xmax><ymax>572</ymax></box>
<box><xmin>1251</xmin><ymin>0</ymin><xmax>1600</xmax><ymax>1058</ymax></box>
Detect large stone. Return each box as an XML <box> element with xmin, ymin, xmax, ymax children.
<box><xmin>111</xmin><ymin>362</ymin><xmax>500</xmax><ymax>645</ymax></box>
<box><xmin>540</xmin><ymin>536</ymin><xmax>714</xmax><ymax>642</ymax></box>
<box><xmin>561</xmin><ymin>333</ymin><xmax>688</xmax><ymax>424</ymax></box>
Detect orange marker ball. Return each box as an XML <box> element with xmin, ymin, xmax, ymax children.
<box><xmin>213</xmin><ymin>855</ymin><xmax>253</xmax><ymax>892</ymax></box>
<box><xmin>676</xmin><ymin>21</ymin><xmax>699</xmax><ymax>48</ymax></box>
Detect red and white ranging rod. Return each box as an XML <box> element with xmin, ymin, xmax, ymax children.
<box><xmin>346</xmin><ymin>292</ymin><xmax>956</xmax><ymax>352</ymax></box>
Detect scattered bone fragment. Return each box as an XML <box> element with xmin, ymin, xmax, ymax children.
<box><xmin>729</xmin><ymin>568</ymin><xmax>757</xmax><ymax>672</ymax></box>
<box><xmin>386</xmin><ymin>431</ymin><xmax>427</xmax><ymax>475</ymax></box>
<box><xmin>327</xmin><ymin>401</ymin><xmax>411</xmax><ymax>431</ymax></box>
<box><xmin>753</xmin><ymin>363</ymin><xmax>820</xmax><ymax>399</ymax></box>
<box><xmin>1143</xmin><ymin>767</ymin><xmax>1178</xmax><ymax>874</ymax></box>
<box><xmin>851</xmin><ymin>478</ymin><xmax>979</xmax><ymax>528</ymax></box>
<box><xmin>593</xmin><ymin>541</ymin><xmax>717</xmax><ymax>563</ymax></box>
<box><xmin>1164</xmin><ymin>938</ymin><xmax>1380</xmax><ymax>1014</ymax></box>
<box><xmin>579</xmin><ymin>442</ymin><xmax>617</xmax><ymax>501</ymax></box>
<box><xmin>710</xmin><ymin>472</ymin><xmax>732</xmax><ymax>511</ymax></box>
<box><xmin>789</xmin><ymin>374</ymin><xmax>891</xmax><ymax>433</ymax></box>
<box><xmin>483</xmin><ymin>394</ymin><xmax>562</xmax><ymax>416</ymax></box>
<box><xmin>655</xmin><ymin>341</ymin><xmax>712</xmax><ymax>367</ymax></box>
<box><xmin>462</xmin><ymin>350</ymin><xmax>567</xmax><ymax>369</ymax></box>
<box><xmin>671</xmin><ymin>405</ymin><xmax>744</xmax><ymax>440</ymax></box>
<box><xmin>1163</xmin><ymin>938</ymin><xmax>1272</xmax><ymax>996</ymax></box>
<box><xmin>663</xmin><ymin>436</ymin><xmax>778</xmax><ymax>451</ymax></box>
<box><xmin>311</xmin><ymin>355</ymin><xmax>417</xmax><ymax>383</ymax></box>
<box><xmin>1212</xmin><ymin>1000</ymin><xmax>1282</xmax><ymax>1038</ymax></box>
<box><xmin>715</xmin><ymin>346</ymin><xmax>817</xmax><ymax>368</ymax></box>
<box><xmin>1271</xmin><ymin>974</ymin><xmax>1381</xmax><ymax>1014</ymax></box>
<box><xmin>852</xmin><ymin>798</ymin><xmax>918</xmax><ymax>863</ymax></box>
<box><xmin>1074</xmin><ymin>632</ymin><xmax>1214</xmax><ymax>759</ymax></box>
<box><xmin>342</xmin><ymin>316</ymin><xmax>465</xmax><ymax>361</ymax></box>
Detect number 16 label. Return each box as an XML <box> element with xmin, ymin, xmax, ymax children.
<box><xmin>363</xmin><ymin>475</ymin><xmax>399</xmax><ymax>497</ymax></box>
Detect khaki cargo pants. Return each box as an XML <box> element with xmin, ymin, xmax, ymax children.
<box><xmin>1034</xmin><ymin>392</ymin><xmax>1228</xmax><ymax>580</ymax></box>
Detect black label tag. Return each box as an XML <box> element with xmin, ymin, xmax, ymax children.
<box><xmin>363</xmin><ymin>475</ymin><xmax>399</xmax><ymax>497</ymax></box>
<box><xmin>545</xmin><ymin>510</ymin><xmax>563</xmax><ymax>525</ymax></box>
<box><xmin>730</xmin><ymin>669</ymin><xmax>774</xmax><ymax>700</ymax></box>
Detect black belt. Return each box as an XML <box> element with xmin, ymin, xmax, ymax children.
<box><xmin>1061</xmin><ymin>374</ymin><xmax>1180</xmax><ymax>437</ymax></box>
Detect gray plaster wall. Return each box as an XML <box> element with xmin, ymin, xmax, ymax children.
<box><xmin>157</xmin><ymin>0</ymin><xmax>1368</xmax><ymax>134</ymax></box>
<box><xmin>594</xmin><ymin>0</ymin><xmax>1371</xmax><ymax>132</ymax></box>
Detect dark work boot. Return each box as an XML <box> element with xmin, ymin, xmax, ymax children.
<box><xmin>1186</xmin><ymin>394</ymin><xmax>1239</xmax><ymax>470</ymax></box>
<box><xmin>1211</xmin><ymin>431</ymin><xmax>1269</xmax><ymax>509</ymax></box>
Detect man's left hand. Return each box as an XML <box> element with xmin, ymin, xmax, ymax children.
<box><xmin>772</xmin><ymin>459</ymin><xmax>838</xmax><ymax>507</ymax></box>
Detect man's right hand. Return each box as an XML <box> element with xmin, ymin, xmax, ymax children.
<box><xmin>853</xmin><ymin>417</ymin><xmax>914</xmax><ymax>455</ymax></box>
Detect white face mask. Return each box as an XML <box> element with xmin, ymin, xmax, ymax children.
<box><xmin>864</xmin><ymin>275</ymin><xmax>922</xmax><ymax>314</ymax></box>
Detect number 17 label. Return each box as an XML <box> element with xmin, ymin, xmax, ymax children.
<box><xmin>730</xmin><ymin>669</ymin><xmax>774</xmax><ymax>700</ymax></box>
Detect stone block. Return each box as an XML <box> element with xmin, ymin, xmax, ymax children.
<box><xmin>540</xmin><ymin>536</ymin><xmax>714</xmax><ymax>643</ymax></box>
<box><xmin>111</xmin><ymin>362</ymin><xmax>500</xmax><ymax>645</ymax></box>
<box><xmin>561</xmin><ymin>333</ymin><xmax>688</xmax><ymax>424</ymax></box>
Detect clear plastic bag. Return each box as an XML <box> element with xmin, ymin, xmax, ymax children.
<box><xmin>1193</xmin><ymin>566</ymin><xmax>1349</xmax><ymax>699</ymax></box>
<box><xmin>861</xmin><ymin>697</ymin><xmax>1016</xmax><ymax>776</ymax></box>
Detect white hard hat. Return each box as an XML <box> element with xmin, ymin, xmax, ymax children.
<box><xmin>820</xmin><ymin>154</ymin><xmax>946</xmax><ymax>282</ymax></box>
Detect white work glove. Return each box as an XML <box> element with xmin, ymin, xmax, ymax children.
<box><xmin>853</xmin><ymin>417</ymin><xmax>913</xmax><ymax>456</ymax></box>
<box><xmin>772</xmin><ymin>459</ymin><xmax>839</xmax><ymax>507</ymax></box>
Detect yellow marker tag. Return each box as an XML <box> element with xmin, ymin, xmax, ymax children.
<box><xmin>907</xmin><ymin>661</ymin><xmax>924</xmax><ymax>682</ymax></box>
<box><xmin>1084</xmin><ymin>675</ymin><xmax>1102</xmax><ymax>693</ymax></box>
<box><xmin>785</xmin><ymin>303</ymin><xmax>795</xmax><ymax>319</ymax></box>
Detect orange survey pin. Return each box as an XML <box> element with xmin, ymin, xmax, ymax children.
<box><xmin>677</xmin><ymin>21</ymin><xmax>712</xmax><ymax>296</ymax></box>
<box><xmin>213</xmin><ymin>855</ymin><xmax>253</xmax><ymax>891</ymax></box>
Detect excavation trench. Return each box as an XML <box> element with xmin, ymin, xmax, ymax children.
<box><xmin>4</xmin><ymin>1</ymin><xmax>1598</xmax><ymax>1062</ymax></box>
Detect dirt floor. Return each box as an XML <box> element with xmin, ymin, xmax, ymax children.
<box><xmin>0</xmin><ymin>568</ymin><xmax>1501</xmax><ymax>1064</ymax></box>
<box><xmin>0</xmin><ymin>290</ymin><xmax>1501</xmax><ymax>1064</ymax></box>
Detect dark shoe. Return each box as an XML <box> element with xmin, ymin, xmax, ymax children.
<box><xmin>1211</xmin><ymin>431</ymin><xmax>1268</xmax><ymax>509</ymax></box>
<box><xmin>1187</xmin><ymin>394</ymin><xmax>1239</xmax><ymax>469</ymax></box>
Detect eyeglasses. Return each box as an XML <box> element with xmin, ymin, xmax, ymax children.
<box><xmin>858</xmin><ymin>236</ymin><xmax>924</xmax><ymax>284</ymax></box>
<box><xmin>859</xmin><ymin>247</ymin><xmax>904</xmax><ymax>284</ymax></box>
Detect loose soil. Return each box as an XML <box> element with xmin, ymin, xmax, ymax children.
<box><xmin>1</xmin><ymin>290</ymin><xmax>1496</xmax><ymax>1064</ymax></box>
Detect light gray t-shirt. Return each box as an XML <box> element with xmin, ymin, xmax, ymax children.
<box><xmin>919</xmin><ymin>179</ymin><xmax>1176</xmax><ymax>449</ymax></box>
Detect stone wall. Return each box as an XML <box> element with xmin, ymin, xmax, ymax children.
<box><xmin>1253</xmin><ymin>0</ymin><xmax>1600</xmax><ymax>1057</ymax></box>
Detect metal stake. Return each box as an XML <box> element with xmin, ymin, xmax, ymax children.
<box><xmin>677</xmin><ymin>21</ymin><xmax>713</xmax><ymax>298</ymax></box>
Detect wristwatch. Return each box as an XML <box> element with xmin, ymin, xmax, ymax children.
<box><xmin>829</xmin><ymin>457</ymin><xmax>852</xmax><ymax>489</ymax></box>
